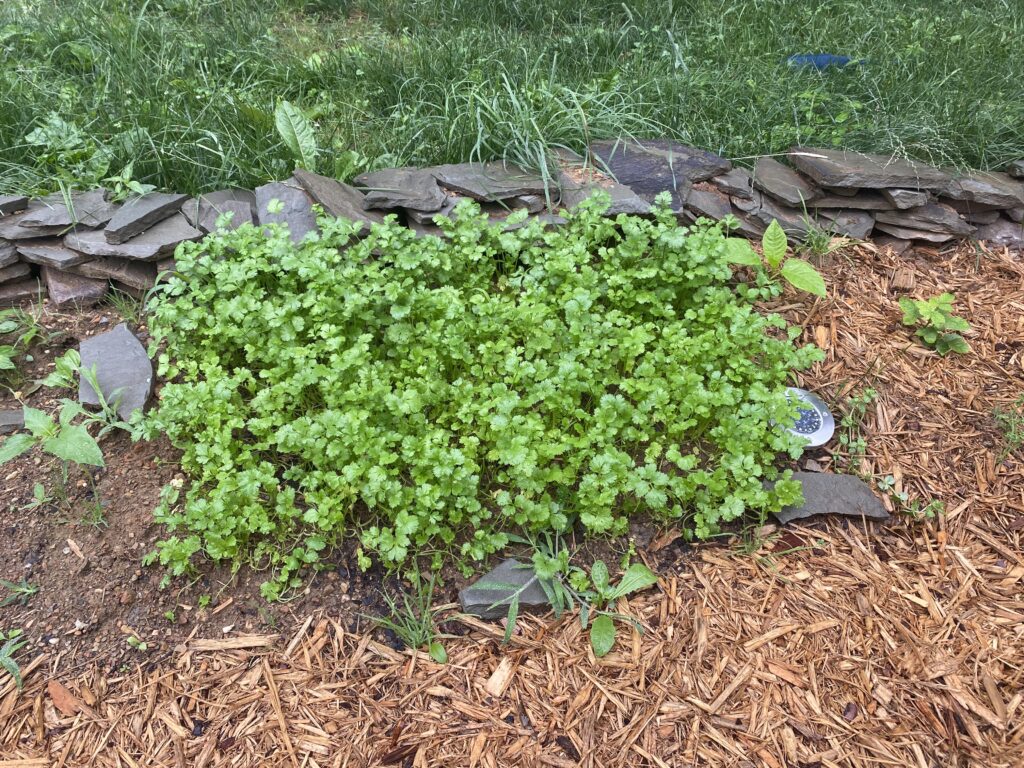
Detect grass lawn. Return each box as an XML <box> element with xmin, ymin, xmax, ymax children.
<box><xmin>1</xmin><ymin>0</ymin><xmax>1022</xmax><ymax>194</ymax></box>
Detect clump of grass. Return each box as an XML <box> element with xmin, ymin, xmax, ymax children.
<box><xmin>1</xmin><ymin>0</ymin><xmax>1022</xmax><ymax>194</ymax></box>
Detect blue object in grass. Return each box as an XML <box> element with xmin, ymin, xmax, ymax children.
<box><xmin>787</xmin><ymin>54</ymin><xmax>863</xmax><ymax>70</ymax></box>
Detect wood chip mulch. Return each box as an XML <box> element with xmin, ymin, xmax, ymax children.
<box><xmin>1</xmin><ymin>242</ymin><xmax>1022</xmax><ymax>767</ymax></box>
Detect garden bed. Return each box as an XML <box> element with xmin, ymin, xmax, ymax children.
<box><xmin>1</xmin><ymin>238</ymin><xmax>1022</xmax><ymax>765</ymax></box>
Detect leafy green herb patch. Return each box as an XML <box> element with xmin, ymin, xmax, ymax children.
<box><xmin>144</xmin><ymin>199</ymin><xmax>821</xmax><ymax>599</ymax></box>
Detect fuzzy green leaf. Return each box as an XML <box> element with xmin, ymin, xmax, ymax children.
<box><xmin>590</xmin><ymin>560</ymin><xmax>610</xmax><ymax>595</ymax></box>
<box><xmin>0</xmin><ymin>434</ymin><xmax>35</xmax><ymax>465</ymax></box>
<box><xmin>608</xmin><ymin>563</ymin><xmax>659</xmax><ymax>600</ymax></box>
<box><xmin>428</xmin><ymin>641</ymin><xmax>448</xmax><ymax>664</ymax></box>
<box><xmin>274</xmin><ymin>101</ymin><xmax>318</xmax><ymax>170</ymax></box>
<box><xmin>723</xmin><ymin>238</ymin><xmax>761</xmax><ymax>266</ymax></box>
<box><xmin>590</xmin><ymin>614</ymin><xmax>616</xmax><ymax>657</ymax></box>
<box><xmin>43</xmin><ymin>424</ymin><xmax>105</xmax><ymax>467</ymax></box>
<box><xmin>761</xmin><ymin>220</ymin><xmax>788</xmax><ymax>269</ymax></box>
<box><xmin>780</xmin><ymin>258</ymin><xmax>826</xmax><ymax>297</ymax></box>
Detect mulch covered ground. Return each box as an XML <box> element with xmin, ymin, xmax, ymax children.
<box><xmin>1</xmin><ymin>241</ymin><xmax>1022</xmax><ymax>766</ymax></box>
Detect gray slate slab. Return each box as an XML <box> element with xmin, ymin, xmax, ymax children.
<box><xmin>0</xmin><ymin>241</ymin><xmax>17</xmax><ymax>269</ymax></box>
<box><xmin>964</xmin><ymin>210</ymin><xmax>1001</xmax><ymax>225</ymax></box>
<box><xmin>0</xmin><ymin>262</ymin><xmax>31</xmax><ymax>284</ymax></box>
<box><xmin>788</xmin><ymin>147</ymin><xmax>951</xmax><ymax>191</ymax></box>
<box><xmin>20</xmin><ymin>189</ymin><xmax>119</xmax><ymax>230</ymax></box>
<box><xmin>772</xmin><ymin>472</ymin><xmax>889</xmax><ymax>525</ymax></box>
<box><xmin>73</xmin><ymin>258</ymin><xmax>157</xmax><ymax>291</ymax></box>
<box><xmin>873</xmin><ymin>234</ymin><xmax>912</xmax><ymax>255</ymax></box>
<box><xmin>875</xmin><ymin>203</ymin><xmax>974</xmax><ymax>236</ymax></box>
<box><xmin>752</xmin><ymin>157</ymin><xmax>822</xmax><ymax>207</ymax></box>
<box><xmin>79</xmin><ymin>323</ymin><xmax>153</xmax><ymax>421</ymax></box>
<box><xmin>42</xmin><ymin>266</ymin><xmax>108</xmax><ymax>308</ymax></box>
<box><xmin>66</xmin><ymin>214</ymin><xmax>202</xmax><ymax>261</ymax></box>
<box><xmin>0</xmin><ymin>279</ymin><xmax>45</xmax><ymax>307</ymax></box>
<box><xmin>104</xmin><ymin>192</ymin><xmax>189</xmax><ymax>243</ymax></box>
<box><xmin>974</xmin><ymin>217</ymin><xmax>1023</xmax><ymax>249</ymax></box>
<box><xmin>292</xmin><ymin>169</ymin><xmax>386</xmax><ymax>235</ymax></box>
<box><xmin>557</xmin><ymin>166</ymin><xmax>651</xmax><ymax>216</ymax></box>
<box><xmin>588</xmin><ymin>139</ymin><xmax>731</xmax><ymax>210</ymax></box>
<box><xmin>815</xmin><ymin>209</ymin><xmax>875</xmax><ymax>239</ymax></box>
<box><xmin>0</xmin><ymin>195</ymin><xmax>29</xmax><ymax>215</ymax></box>
<box><xmin>684</xmin><ymin>185</ymin><xmax>732</xmax><ymax>221</ymax></box>
<box><xmin>0</xmin><ymin>203</ymin><xmax>70</xmax><ymax>239</ymax></box>
<box><xmin>0</xmin><ymin>408</ymin><xmax>23</xmax><ymax>435</ymax></box>
<box><xmin>458</xmin><ymin>558</ymin><xmax>551</xmax><ymax>619</ymax></box>
<box><xmin>1008</xmin><ymin>207</ymin><xmax>1024</xmax><ymax>223</ymax></box>
<box><xmin>255</xmin><ymin>181</ymin><xmax>319</xmax><ymax>243</ymax></box>
<box><xmin>882</xmin><ymin>189</ymin><xmax>930</xmax><ymax>210</ymax></box>
<box><xmin>873</xmin><ymin>222</ymin><xmax>957</xmax><ymax>243</ymax></box>
<box><xmin>734</xmin><ymin>191</ymin><xmax>812</xmax><ymax>238</ymax></box>
<box><xmin>182</xmin><ymin>189</ymin><xmax>257</xmax><ymax>233</ymax></box>
<box><xmin>938</xmin><ymin>197</ymin><xmax>1007</xmax><ymax>214</ymax></box>
<box><xmin>806</xmin><ymin>191</ymin><xmax>894</xmax><ymax>210</ymax></box>
<box><xmin>429</xmin><ymin>162</ymin><xmax>549</xmax><ymax>202</ymax></box>
<box><xmin>1009</xmin><ymin>160</ymin><xmax>1024</xmax><ymax>179</ymax></box>
<box><xmin>711</xmin><ymin>167</ymin><xmax>754</xmax><ymax>199</ymax></box>
<box><xmin>355</xmin><ymin>168</ymin><xmax>447</xmax><ymax>212</ymax></box>
<box><xmin>17</xmin><ymin>240</ymin><xmax>93</xmax><ymax>269</ymax></box>
<box><xmin>943</xmin><ymin>171</ymin><xmax>1024</xmax><ymax>209</ymax></box>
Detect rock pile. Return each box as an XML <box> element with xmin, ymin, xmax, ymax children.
<box><xmin>2</xmin><ymin>144</ymin><xmax>1022</xmax><ymax>307</ymax></box>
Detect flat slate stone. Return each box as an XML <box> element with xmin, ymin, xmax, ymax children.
<box><xmin>0</xmin><ymin>195</ymin><xmax>29</xmax><ymax>215</ymax></box>
<box><xmin>182</xmin><ymin>189</ymin><xmax>257</xmax><ymax>233</ymax></box>
<box><xmin>429</xmin><ymin>162</ymin><xmax>549</xmax><ymax>202</ymax></box>
<box><xmin>66</xmin><ymin>214</ymin><xmax>202</xmax><ymax>261</ymax></box>
<box><xmin>0</xmin><ymin>279</ymin><xmax>45</xmax><ymax>307</ymax></box>
<box><xmin>875</xmin><ymin>203</ymin><xmax>974</xmax><ymax>236</ymax></box>
<box><xmin>458</xmin><ymin>558</ymin><xmax>551</xmax><ymax>619</ymax></box>
<box><xmin>104</xmin><ymin>192</ymin><xmax>188</xmax><ymax>243</ymax></box>
<box><xmin>938</xmin><ymin>197</ymin><xmax>1006</xmax><ymax>214</ymax></box>
<box><xmin>1007</xmin><ymin>207</ymin><xmax>1024</xmax><ymax>223</ymax></box>
<box><xmin>79</xmin><ymin>323</ymin><xmax>153</xmax><ymax>421</ymax></box>
<box><xmin>752</xmin><ymin>157</ymin><xmax>822</xmax><ymax>207</ymax></box>
<box><xmin>684</xmin><ymin>185</ymin><xmax>732</xmax><ymax>221</ymax></box>
<box><xmin>727</xmin><ymin>202</ymin><xmax>766</xmax><ymax>238</ymax></box>
<box><xmin>711</xmin><ymin>167</ymin><xmax>754</xmax><ymax>199</ymax></box>
<box><xmin>815</xmin><ymin>209</ymin><xmax>875</xmax><ymax>239</ymax></box>
<box><xmin>882</xmin><ymin>189</ymin><xmax>930</xmax><ymax>210</ymax></box>
<box><xmin>773</xmin><ymin>473</ymin><xmax>888</xmax><ymax>525</ymax></box>
<box><xmin>510</xmin><ymin>194</ymin><xmax>550</xmax><ymax>213</ymax></box>
<box><xmin>557</xmin><ymin>163</ymin><xmax>651</xmax><ymax>216</ymax></box>
<box><xmin>1009</xmin><ymin>160</ymin><xmax>1024</xmax><ymax>179</ymax></box>
<box><xmin>0</xmin><ymin>241</ymin><xmax>17</xmax><ymax>269</ymax></box>
<box><xmin>292</xmin><ymin>169</ymin><xmax>386</xmax><ymax>235</ymax></box>
<box><xmin>873</xmin><ymin>234</ymin><xmax>912</xmax><ymax>255</ymax></box>
<box><xmin>734</xmin><ymin>191</ymin><xmax>813</xmax><ymax>238</ymax></box>
<box><xmin>964</xmin><ymin>210</ymin><xmax>1001</xmax><ymax>225</ymax></box>
<box><xmin>17</xmin><ymin>240</ymin><xmax>93</xmax><ymax>269</ymax></box>
<box><xmin>788</xmin><ymin>147</ymin><xmax>951</xmax><ymax>191</ymax></box>
<box><xmin>974</xmin><ymin>217</ymin><xmax>1023</xmax><ymax>249</ymax></box>
<box><xmin>0</xmin><ymin>203</ymin><xmax>71</xmax><ymax>239</ymax></box>
<box><xmin>255</xmin><ymin>181</ymin><xmax>320</xmax><ymax>243</ymax></box>
<box><xmin>943</xmin><ymin>171</ymin><xmax>1024</xmax><ymax>209</ymax></box>
<box><xmin>355</xmin><ymin>168</ymin><xmax>447</xmax><ymax>212</ymax></box>
<box><xmin>0</xmin><ymin>408</ymin><xmax>23</xmax><ymax>435</ymax></box>
<box><xmin>0</xmin><ymin>262</ymin><xmax>31</xmax><ymax>284</ymax></box>
<box><xmin>42</xmin><ymin>266</ymin><xmax>108</xmax><ymax>308</ymax></box>
<box><xmin>873</xmin><ymin>221</ymin><xmax>957</xmax><ymax>243</ymax></box>
<box><xmin>588</xmin><ymin>139</ymin><xmax>732</xmax><ymax>210</ymax></box>
<box><xmin>806</xmin><ymin>191</ymin><xmax>894</xmax><ymax>211</ymax></box>
<box><xmin>20</xmin><ymin>189</ymin><xmax>119</xmax><ymax>230</ymax></box>
<box><xmin>73</xmin><ymin>258</ymin><xmax>157</xmax><ymax>291</ymax></box>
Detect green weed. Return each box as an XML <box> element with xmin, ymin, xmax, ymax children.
<box><xmin>993</xmin><ymin>395</ymin><xmax>1024</xmax><ymax>461</ymax></box>
<box><xmin>0</xmin><ymin>630</ymin><xmax>27</xmax><ymax>690</ymax></box>
<box><xmin>0</xmin><ymin>580</ymin><xmax>38</xmax><ymax>608</ymax></box>
<box><xmin>371</xmin><ymin>572</ymin><xmax>447</xmax><ymax>663</ymax></box>
<box><xmin>899</xmin><ymin>294</ymin><xmax>971</xmax><ymax>356</ymax></box>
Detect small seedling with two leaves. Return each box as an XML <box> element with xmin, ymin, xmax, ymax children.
<box><xmin>724</xmin><ymin>219</ymin><xmax>828</xmax><ymax>298</ymax></box>
<box><xmin>898</xmin><ymin>293</ymin><xmax>970</xmax><ymax>356</ymax></box>
<box><xmin>0</xmin><ymin>629</ymin><xmax>27</xmax><ymax>690</ymax></box>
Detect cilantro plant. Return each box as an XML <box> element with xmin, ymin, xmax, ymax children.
<box><xmin>144</xmin><ymin>195</ymin><xmax>822</xmax><ymax>599</ymax></box>
<box><xmin>898</xmin><ymin>293</ymin><xmax>971</xmax><ymax>356</ymax></box>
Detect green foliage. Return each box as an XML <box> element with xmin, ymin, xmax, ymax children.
<box><xmin>371</xmin><ymin>572</ymin><xmax>447</xmax><ymax>663</ymax></box>
<box><xmin>898</xmin><ymin>294</ymin><xmax>971</xmax><ymax>356</ymax></box>
<box><xmin>102</xmin><ymin>161</ymin><xmax>156</xmax><ymax>202</ymax></box>
<box><xmin>0</xmin><ymin>307</ymin><xmax>48</xmax><ymax>387</ymax></box>
<box><xmin>0</xmin><ymin>403</ymin><xmax>105</xmax><ymax>468</ymax></box>
<box><xmin>0</xmin><ymin>629</ymin><xmax>27</xmax><ymax>690</ymax></box>
<box><xmin>0</xmin><ymin>579</ymin><xmax>38</xmax><ymax>608</ymax></box>
<box><xmin>2</xmin><ymin>1</ymin><xmax>1023</xmax><ymax>195</ymax></box>
<box><xmin>40</xmin><ymin>349</ymin><xmax>81</xmax><ymax>390</ymax></box>
<box><xmin>725</xmin><ymin>221</ymin><xmax>826</xmax><ymax>298</ymax></box>
<box><xmin>837</xmin><ymin>387</ymin><xmax>876</xmax><ymax>474</ymax></box>
<box><xmin>144</xmin><ymin>197</ymin><xmax>820</xmax><ymax>596</ymax></box>
<box><xmin>993</xmin><ymin>395</ymin><xmax>1024</xmax><ymax>461</ymax></box>
<box><xmin>274</xmin><ymin>100</ymin><xmax>318</xmax><ymax>170</ymax></box>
